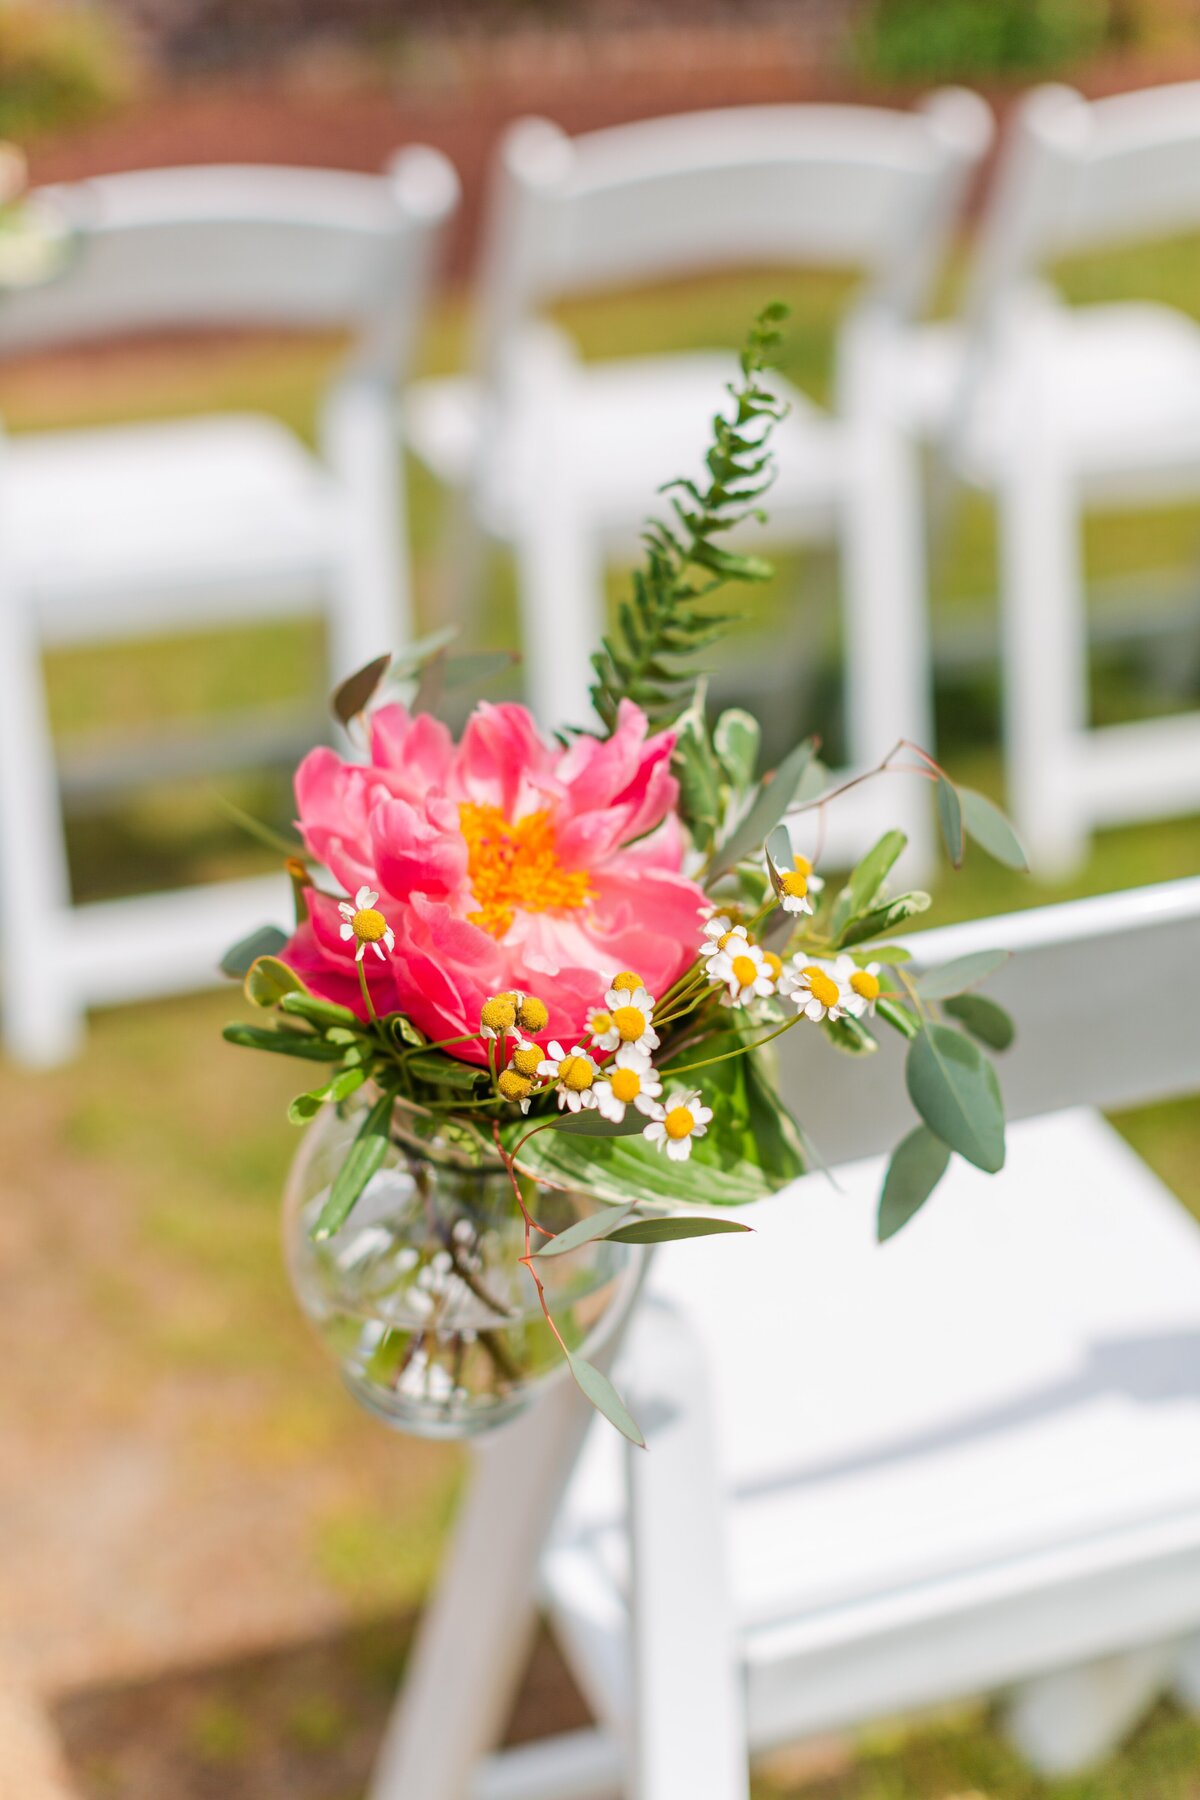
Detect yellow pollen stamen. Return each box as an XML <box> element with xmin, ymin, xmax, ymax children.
<box><xmin>803</xmin><ymin>965</ymin><xmax>840</xmax><ymax>1009</ymax></box>
<box><xmin>511</xmin><ymin>1045</ymin><xmax>542</xmax><ymax>1077</ymax></box>
<box><xmin>850</xmin><ymin>970</ymin><xmax>881</xmax><ymax>1001</ymax></box>
<box><xmin>352</xmin><ymin>907</ymin><xmax>388</xmax><ymax>942</ymax></box>
<box><xmin>481</xmin><ymin>994</ymin><xmax>517</xmax><ymax>1032</ymax></box>
<box><xmin>610</xmin><ymin>971</ymin><xmax>643</xmax><ymax>994</ymax></box>
<box><xmin>781</xmin><ymin>871</ymin><xmax>809</xmax><ymax>899</ymax></box>
<box><xmin>517</xmin><ymin>995</ymin><xmax>548</xmax><ymax>1033</ymax></box>
<box><xmin>794</xmin><ymin>855</ymin><xmax>814</xmax><ymax>879</ymax></box>
<box><xmin>763</xmin><ymin>951</ymin><xmax>783</xmax><ymax>981</ymax></box>
<box><xmin>613</xmin><ymin>1005</ymin><xmax>647</xmax><ymax>1042</ymax></box>
<box><xmin>498</xmin><ymin>1070</ymin><xmax>532</xmax><ymax>1103</ymax></box>
<box><xmin>716</xmin><ymin>929</ymin><xmax>743</xmax><ymax>950</ymax></box>
<box><xmin>459</xmin><ymin>802</ymin><xmax>593</xmax><ymax>939</ymax></box>
<box><xmin>664</xmin><ymin>1105</ymin><xmax>695</xmax><ymax>1140</ymax></box>
<box><xmin>731</xmin><ymin>954</ymin><xmax>758</xmax><ymax>988</ymax></box>
<box><xmin>589</xmin><ymin>1010</ymin><xmax>614</xmax><ymax>1036</ymax></box>
<box><xmin>610</xmin><ymin>1068</ymin><xmax>642</xmax><ymax>1104</ymax></box>
<box><xmin>558</xmin><ymin>1054</ymin><xmax>595</xmax><ymax>1093</ymax></box>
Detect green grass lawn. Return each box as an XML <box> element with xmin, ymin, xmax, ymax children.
<box><xmin>3</xmin><ymin>257</ymin><xmax>1200</xmax><ymax>1796</ymax></box>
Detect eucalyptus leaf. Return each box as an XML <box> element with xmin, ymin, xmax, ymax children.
<box><xmin>532</xmin><ymin>1202</ymin><xmax>638</xmax><ymax>1258</ymax></box>
<box><xmin>220</xmin><ymin>925</ymin><xmax>289</xmax><ymax>980</ymax></box>
<box><xmin>332</xmin><ymin>653</ymin><xmax>391</xmax><ymax>728</ymax></box>
<box><xmin>280</xmin><ymin>992</ymin><xmax>359</xmax><ymax>1030</ymax></box>
<box><xmin>608</xmin><ymin>1216</ymin><xmax>753</xmax><ymax>1244</ymax></box>
<box><xmin>823</xmin><ymin>1014</ymin><xmax>878</xmax><ymax>1055</ymax></box>
<box><xmin>712</xmin><ymin>737</ymin><xmax>817</xmax><ymax>875</ymax></box>
<box><xmin>713</xmin><ymin>708</ymin><xmax>761</xmax><ymax>790</ymax></box>
<box><xmin>312</xmin><ymin>1087</ymin><xmax>396</xmax><ymax>1240</ymax></box>
<box><xmin>244</xmin><ymin>955</ymin><xmax>307</xmax><ymax>1009</ymax></box>
<box><xmin>765</xmin><ymin>822</ymin><xmax>793</xmax><ymax>891</ymax></box>
<box><xmin>936</xmin><ymin>776</ymin><xmax>965</xmax><ymax>867</ymax></box>
<box><xmin>223</xmin><ymin>1023</ymin><xmax>344</xmax><ymax>1062</ymax></box>
<box><xmin>878</xmin><ymin>1126</ymin><xmax>952</xmax><ymax>1242</ymax></box>
<box><xmin>858</xmin><ymin>944</ymin><xmax>912</xmax><ymax>965</ymax></box>
<box><xmin>386</xmin><ymin>1014</ymin><xmax>427</xmax><ymax>1050</ymax></box>
<box><xmin>548</xmin><ymin>1110</ymin><xmax>649</xmax><ymax>1137</ymax></box>
<box><xmin>567</xmin><ymin>1353</ymin><xmax>645</xmax><ymax>1448</ymax></box>
<box><xmin>405</xmin><ymin>1052</ymin><xmax>487</xmax><ymax>1092</ymax></box>
<box><xmin>906</xmin><ymin>1026</ymin><xmax>1005</xmax><ymax>1174</ymax></box>
<box><xmin>915</xmin><ymin>949</ymin><xmax>1011</xmax><ymax>1000</ymax></box>
<box><xmin>838</xmin><ymin>891</ymin><xmax>931</xmax><ymax>949</ymax></box>
<box><xmin>960</xmin><ymin>788</ymin><xmax>1029</xmax><ymax>872</ymax></box>
<box><xmin>673</xmin><ymin>712</ymin><xmax>724</xmax><ymax>843</ymax></box>
<box><xmin>876</xmin><ymin>996</ymin><xmax>920</xmax><ymax>1040</ymax></box>
<box><xmin>833</xmin><ymin>830</ymin><xmax>907</xmax><ymax>935</ymax></box>
<box><xmin>440</xmin><ymin>650</ymin><xmax>519</xmax><ymax>692</ymax></box>
<box><xmin>944</xmin><ymin>992</ymin><xmax>1016</xmax><ymax>1051</ymax></box>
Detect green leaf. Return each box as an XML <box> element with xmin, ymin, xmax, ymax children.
<box><xmin>878</xmin><ymin>1126</ymin><xmax>952</xmax><ymax>1242</ymax></box>
<box><xmin>764</xmin><ymin>822</ymin><xmax>793</xmax><ymax>896</ymax></box>
<box><xmin>386</xmin><ymin>1014</ymin><xmax>427</xmax><ymax>1051</ymax></box>
<box><xmin>858</xmin><ymin>944</ymin><xmax>912</xmax><ymax>965</ymax></box>
<box><xmin>944</xmin><ymin>993</ymin><xmax>1016</xmax><ymax>1052</ymax></box>
<box><xmin>223</xmin><ymin>1023</ymin><xmax>344</xmax><ymax>1062</ymax></box>
<box><xmin>405</xmin><ymin>1052</ymin><xmax>487</xmax><ymax>1092</ymax></box>
<box><xmin>244</xmin><ymin>955</ymin><xmax>307</xmax><ymax>1009</ymax></box>
<box><xmin>937</xmin><ymin>776</ymin><xmax>965</xmax><ymax>867</ymax></box>
<box><xmin>332</xmin><ymin>653</ymin><xmax>391</xmax><ymax>728</ymax></box>
<box><xmin>713</xmin><ymin>708</ymin><xmax>761</xmax><ymax>790</ymax></box>
<box><xmin>712</xmin><ymin>737</ymin><xmax>817</xmax><ymax>876</ymax></box>
<box><xmin>833</xmin><ymin>829</ymin><xmax>907</xmax><ymax>935</ymax></box>
<box><xmin>220</xmin><ymin>925</ymin><xmax>288</xmax><ymax>979</ymax></box>
<box><xmin>876</xmin><ymin>996</ymin><xmax>920</xmax><ymax>1040</ymax></box>
<box><xmin>312</xmin><ymin>1087</ymin><xmax>396</xmax><ymax>1240</ymax></box>
<box><xmin>514</xmin><ymin>1026</ymin><xmax>805</xmax><ymax>1207</ymax></box>
<box><xmin>608</xmin><ymin>1216</ymin><xmax>753</xmax><ymax>1244</ymax></box>
<box><xmin>960</xmin><ymin>788</ymin><xmax>1029</xmax><ymax>872</ymax></box>
<box><xmin>567</xmin><ymin>1353</ymin><xmax>645</xmax><ymax>1448</ymax></box>
<box><xmin>838</xmin><ymin>891</ymin><xmax>931</xmax><ymax>948</ymax></box>
<box><xmin>547</xmin><ymin>1110</ymin><xmax>649</xmax><ymax>1137</ymax></box>
<box><xmin>915</xmin><ymin>949</ymin><xmax>1011</xmax><ymax>1000</ymax></box>
<box><xmin>673</xmin><ymin>697</ymin><xmax>724</xmax><ymax>843</ymax></box>
<box><xmin>823</xmin><ymin>1014</ymin><xmax>878</xmax><ymax>1055</ymax></box>
<box><xmin>280</xmin><ymin>992</ymin><xmax>360</xmax><ymax>1031</ymax></box>
<box><xmin>906</xmin><ymin>1025</ymin><xmax>1006</xmax><ymax>1174</ymax></box>
<box><xmin>532</xmin><ymin>1202</ymin><xmax>638</xmax><ymax>1258</ymax></box>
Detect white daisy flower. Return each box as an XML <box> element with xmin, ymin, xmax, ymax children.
<box><xmin>837</xmin><ymin>955</ymin><xmax>883</xmax><ymax>1018</ymax></box>
<box><xmin>699</xmin><ymin>914</ymin><xmax>749</xmax><ymax>962</ymax></box>
<box><xmin>709</xmin><ymin>937</ymin><xmax>776</xmax><ymax>1006</ymax></box>
<box><xmin>338</xmin><ymin>886</ymin><xmax>395</xmax><ymax>962</ymax></box>
<box><xmin>777</xmin><ymin>854</ymin><xmax>824</xmax><ymax>917</ymax></box>
<box><xmin>592</xmin><ymin>985</ymin><xmax>659</xmax><ymax>1055</ymax></box>
<box><xmin>781</xmin><ymin>956</ymin><xmax>848</xmax><ymax>1022</ymax></box>
<box><xmin>536</xmin><ymin>1041</ymin><xmax>599</xmax><ymax>1112</ymax></box>
<box><xmin>642</xmin><ymin>1088</ymin><xmax>714</xmax><ymax>1162</ymax></box>
<box><xmin>592</xmin><ymin>1046</ymin><xmax>663</xmax><ymax>1122</ymax></box>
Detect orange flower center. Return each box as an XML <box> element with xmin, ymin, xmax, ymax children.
<box><xmin>459</xmin><ymin>803</ymin><xmax>593</xmax><ymax>938</ymax></box>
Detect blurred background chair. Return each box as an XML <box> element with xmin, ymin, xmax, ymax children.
<box><xmin>912</xmin><ymin>80</ymin><xmax>1200</xmax><ymax>877</ymax></box>
<box><xmin>407</xmin><ymin>94</ymin><xmax>992</xmax><ymax>873</ymax></box>
<box><xmin>0</xmin><ymin>150</ymin><xmax>458</xmax><ymax>1066</ymax></box>
<box><xmin>370</xmin><ymin>877</ymin><xmax>1200</xmax><ymax>1799</ymax></box>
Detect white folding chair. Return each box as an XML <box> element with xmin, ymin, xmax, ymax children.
<box><xmin>369</xmin><ymin>876</ymin><xmax>1200</xmax><ymax>1798</ymax></box>
<box><xmin>0</xmin><ymin>151</ymin><xmax>458</xmax><ymax>1065</ymax></box>
<box><xmin>910</xmin><ymin>81</ymin><xmax>1200</xmax><ymax>875</ymax></box>
<box><xmin>407</xmin><ymin>96</ymin><xmax>992</xmax><ymax>872</ymax></box>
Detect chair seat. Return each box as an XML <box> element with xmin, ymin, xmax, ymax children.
<box><xmin>908</xmin><ymin>301</ymin><xmax>1200</xmax><ymax>499</ymax></box>
<box><xmin>6</xmin><ymin>413</ymin><xmax>343</xmax><ymax>637</ymax></box>
<box><xmin>546</xmin><ymin>1109</ymin><xmax>1200</xmax><ymax>1739</ymax></box>
<box><xmin>407</xmin><ymin>346</ymin><xmax>849</xmax><ymax>546</ymax></box>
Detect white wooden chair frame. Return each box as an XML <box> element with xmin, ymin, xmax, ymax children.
<box><xmin>0</xmin><ymin>152</ymin><xmax>458</xmax><ymax>1065</ymax></box>
<box><xmin>366</xmin><ymin>875</ymin><xmax>1200</xmax><ymax>1800</ymax></box>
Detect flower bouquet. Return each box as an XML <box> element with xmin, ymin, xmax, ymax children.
<box><xmin>224</xmin><ymin>308</ymin><xmax>1025</xmax><ymax>1445</ymax></box>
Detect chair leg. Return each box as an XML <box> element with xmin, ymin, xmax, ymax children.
<box><xmin>325</xmin><ymin>381</ymin><xmax>414</xmax><ymax>680</ymax></box>
<box><xmin>0</xmin><ymin>585</ymin><xmax>81</xmax><ymax>1065</ymax></box>
<box><xmin>997</xmin><ymin>442</ymin><xmax>1089</xmax><ymax>878</ymax></box>
<box><xmin>839</xmin><ymin>423</ymin><xmax>937</xmax><ymax>884</ymax></box>
<box><xmin>512</xmin><ymin>490</ymin><xmax>605</xmax><ymax>736</ymax></box>
<box><xmin>1003</xmin><ymin>1640</ymin><xmax>1179</xmax><ymax>1775</ymax></box>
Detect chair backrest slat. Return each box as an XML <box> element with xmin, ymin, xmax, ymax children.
<box><xmin>778</xmin><ymin>876</ymin><xmax>1200</xmax><ymax>1169</ymax></box>
<box><xmin>0</xmin><ymin>152</ymin><xmax>458</xmax><ymax>376</ymax></box>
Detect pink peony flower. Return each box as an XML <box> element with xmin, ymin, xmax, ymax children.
<box><xmin>282</xmin><ymin>699</ymin><xmax>706</xmax><ymax>1060</ymax></box>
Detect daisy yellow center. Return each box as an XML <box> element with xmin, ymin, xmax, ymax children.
<box><xmin>763</xmin><ymin>951</ymin><xmax>783</xmax><ymax>981</ymax></box>
<box><xmin>613</xmin><ymin>1005</ymin><xmax>647</xmax><ymax>1042</ymax></box>
<box><xmin>589</xmin><ymin>1010</ymin><xmax>614</xmax><ymax>1036</ymax></box>
<box><xmin>731</xmin><ymin>954</ymin><xmax>758</xmax><ymax>987</ymax></box>
<box><xmin>781</xmin><ymin>872</ymin><xmax>808</xmax><ymax>899</ymax></box>
<box><xmin>664</xmin><ymin>1105</ymin><xmax>695</xmax><ymax>1140</ymax></box>
<box><xmin>717</xmin><ymin>929</ymin><xmax>742</xmax><ymax>950</ymax></box>
<box><xmin>511</xmin><ymin>1045</ymin><xmax>542</xmax><ymax>1077</ymax></box>
<box><xmin>558</xmin><ymin>1054</ymin><xmax>596</xmax><ymax>1093</ymax></box>
<box><xmin>850</xmin><ymin>970</ymin><xmax>881</xmax><ymax>1001</ymax></box>
<box><xmin>459</xmin><ymin>802</ymin><xmax>593</xmax><ymax>939</ymax></box>
<box><xmin>610</xmin><ymin>1068</ymin><xmax>642</xmax><ymax>1104</ymax></box>
<box><xmin>794</xmin><ymin>855</ymin><xmax>814</xmax><ymax>878</ymax></box>
<box><xmin>803</xmin><ymin>966</ymin><xmax>840</xmax><ymax>1009</ymax></box>
<box><xmin>352</xmin><ymin>907</ymin><xmax>388</xmax><ymax>942</ymax></box>
<box><xmin>610</xmin><ymin>971</ymin><xmax>643</xmax><ymax>994</ymax></box>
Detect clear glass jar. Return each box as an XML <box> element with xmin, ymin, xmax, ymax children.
<box><xmin>283</xmin><ymin>1094</ymin><xmax>639</xmax><ymax>1439</ymax></box>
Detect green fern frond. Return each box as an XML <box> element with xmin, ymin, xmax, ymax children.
<box><xmin>587</xmin><ymin>302</ymin><xmax>790</xmax><ymax>734</ymax></box>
